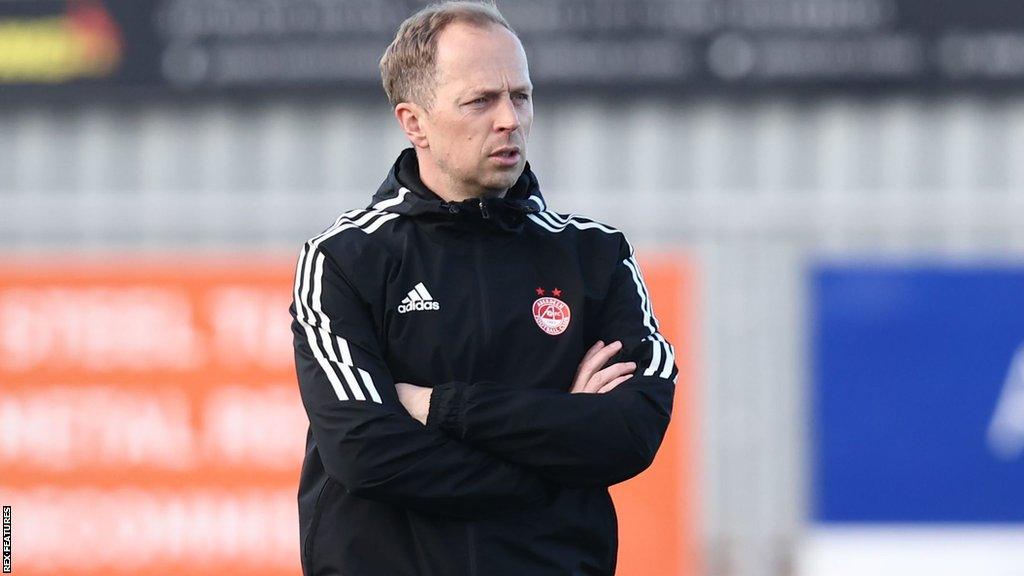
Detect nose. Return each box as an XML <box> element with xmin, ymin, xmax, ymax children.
<box><xmin>494</xmin><ymin>94</ymin><xmax>521</xmax><ymax>133</ymax></box>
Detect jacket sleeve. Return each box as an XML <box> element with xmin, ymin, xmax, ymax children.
<box><xmin>426</xmin><ymin>240</ymin><xmax>677</xmax><ymax>487</ymax></box>
<box><xmin>293</xmin><ymin>242</ymin><xmax>553</xmax><ymax>518</ymax></box>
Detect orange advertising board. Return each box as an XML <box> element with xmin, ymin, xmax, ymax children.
<box><xmin>0</xmin><ymin>255</ymin><xmax>696</xmax><ymax>575</ymax></box>
<box><xmin>611</xmin><ymin>255</ymin><xmax>700</xmax><ymax>576</ymax></box>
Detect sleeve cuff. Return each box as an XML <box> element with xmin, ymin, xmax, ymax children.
<box><xmin>425</xmin><ymin>381</ymin><xmax>466</xmax><ymax>437</ymax></box>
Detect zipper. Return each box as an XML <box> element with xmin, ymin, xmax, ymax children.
<box><xmin>467</xmin><ymin>199</ymin><xmax>491</xmax><ymax>576</ymax></box>
<box><xmin>466</xmin><ymin>219</ymin><xmax>489</xmax><ymax>575</ymax></box>
<box><xmin>474</xmin><ymin>234</ymin><xmax>493</xmax><ymax>362</ymax></box>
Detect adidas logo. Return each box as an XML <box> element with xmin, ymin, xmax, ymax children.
<box><xmin>398</xmin><ymin>282</ymin><xmax>440</xmax><ymax>314</ymax></box>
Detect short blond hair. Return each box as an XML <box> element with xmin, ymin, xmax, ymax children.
<box><xmin>379</xmin><ymin>1</ymin><xmax>515</xmax><ymax>108</ymax></box>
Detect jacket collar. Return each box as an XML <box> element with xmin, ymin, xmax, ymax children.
<box><xmin>369</xmin><ymin>148</ymin><xmax>546</xmax><ymax>226</ymax></box>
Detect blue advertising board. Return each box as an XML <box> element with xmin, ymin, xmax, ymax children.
<box><xmin>812</xmin><ymin>264</ymin><xmax>1024</xmax><ymax>523</ymax></box>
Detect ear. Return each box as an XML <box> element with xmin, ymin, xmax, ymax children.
<box><xmin>395</xmin><ymin>103</ymin><xmax>430</xmax><ymax>150</ymax></box>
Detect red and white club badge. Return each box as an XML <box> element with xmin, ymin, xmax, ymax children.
<box><xmin>532</xmin><ymin>287</ymin><xmax>571</xmax><ymax>335</ymax></box>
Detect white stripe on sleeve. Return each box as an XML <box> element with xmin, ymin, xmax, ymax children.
<box><xmin>659</xmin><ymin>342</ymin><xmax>676</xmax><ymax>379</ymax></box>
<box><xmin>295</xmin><ymin>246</ymin><xmax>349</xmax><ymax>401</ymax></box>
<box><xmin>359</xmin><ymin>368</ymin><xmax>382</xmax><ymax>404</ymax></box>
<box><xmin>294</xmin><ymin>209</ymin><xmax>397</xmax><ymax>403</ymax></box>
<box><xmin>645</xmin><ymin>335</ymin><xmax>664</xmax><ymax>377</ymax></box>
<box><xmin>623</xmin><ymin>257</ymin><xmax>671</xmax><ymax>378</ymax></box>
<box><xmin>336</xmin><ymin>337</ymin><xmax>353</xmax><ymax>366</ymax></box>
<box><xmin>312</xmin><ymin>252</ymin><xmax>364</xmax><ymax>400</ymax></box>
<box><xmin>338</xmin><ymin>364</ymin><xmax>367</xmax><ymax>401</ymax></box>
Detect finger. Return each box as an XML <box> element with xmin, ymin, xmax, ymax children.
<box><xmin>584</xmin><ymin>340</ymin><xmax>622</xmax><ymax>374</ymax></box>
<box><xmin>581</xmin><ymin>340</ymin><xmax>605</xmax><ymax>364</ymax></box>
<box><xmin>572</xmin><ymin>341</ymin><xmax>618</xmax><ymax>393</ymax></box>
<box><xmin>597</xmin><ymin>374</ymin><xmax>632</xmax><ymax>394</ymax></box>
<box><xmin>573</xmin><ymin>341</ymin><xmax>605</xmax><ymax>382</ymax></box>
<box><xmin>584</xmin><ymin>361</ymin><xmax>635</xmax><ymax>393</ymax></box>
<box><xmin>595</xmin><ymin>362</ymin><xmax>636</xmax><ymax>383</ymax></box>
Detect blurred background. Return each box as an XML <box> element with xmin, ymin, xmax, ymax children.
<box><xmin>2</xmin><ymin>0</ymin><xmax>1024</xmax><ymax>575</ymax></box>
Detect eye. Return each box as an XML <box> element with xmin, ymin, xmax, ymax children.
<box><xmin>513</xmin><ymin>93</ymin><xmax>530</xmax><ymax>102</ymax></box>
<box><xmin>466</xmin><ymin>96</ymin><xmax>488</xmax><ymax>106</ymax></box>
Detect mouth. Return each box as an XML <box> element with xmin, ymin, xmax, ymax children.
<box><xmin>489</xmin><ymin>147</ymin><xmax>521</xmax><ymax>167</ymax></box>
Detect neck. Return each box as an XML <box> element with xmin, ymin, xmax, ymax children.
<box><xmin>416</xmin><ymin>150</ymin><xmax>506</xmax><ymax>202</ymax></box>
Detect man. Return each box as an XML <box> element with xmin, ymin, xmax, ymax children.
<box><xmin>291</xmin><ymin>2</ymin><xmax>677</xmax><ymax>574</ymax></box>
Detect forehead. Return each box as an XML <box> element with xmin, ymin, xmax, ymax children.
<box><xmin>434</xmin><ymin>22</ymin><xmax>530</xmax><ymax>92</ymax></box>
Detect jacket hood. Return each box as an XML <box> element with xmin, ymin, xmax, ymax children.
<box><xmin>369</xmin><ymin>148</ymin><xmax>547</xmax><ymax>228</ymax></box>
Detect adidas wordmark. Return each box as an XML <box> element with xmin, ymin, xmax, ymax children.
<box><xmin>398</xmin><ymin>282</ymin><xmax>440</xmax><ymax>314</ymax></box>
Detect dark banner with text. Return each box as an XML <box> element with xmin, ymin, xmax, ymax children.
<box><xmin>2</xmin><ymin>0</ymin><xmax>1024</xmax><ymax>100</ymax></box>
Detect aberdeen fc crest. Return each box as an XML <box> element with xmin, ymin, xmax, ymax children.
<box><xmin>533</xmin><ymin>287</ymin><xmax>571</xmax><ymax>335</ymax></box>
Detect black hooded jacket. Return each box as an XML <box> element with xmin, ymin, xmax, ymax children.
<box><xmin>291</xmin><ymin>148</ymin><xmax>677</xmax><ymax>576</ymax></box>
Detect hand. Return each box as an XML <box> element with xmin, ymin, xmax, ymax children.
<box><xmin>570</xmin><ymin>340</ymin><xmax>636</xmax><ymax>394</ymax></box>
<box><xmin>395</xmin><ymin>383</ymin><xmax>433</xmax><ymax>425</ymax></box>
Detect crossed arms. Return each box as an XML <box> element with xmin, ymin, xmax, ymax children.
<box><xmin>292</xmin><ymin>240</ymin><xmax>676</xmax><ymax>519</ymax></box>
<box><xmin>396</xmin><ymin>338</ymin><xmax>634</xmax><ymax>423</ymax></box>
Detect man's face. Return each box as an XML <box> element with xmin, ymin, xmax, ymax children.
<box><xmin>421</xmin><ymin>22</ymin><xmax>533</xmax><ymax>198</ymax></box>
